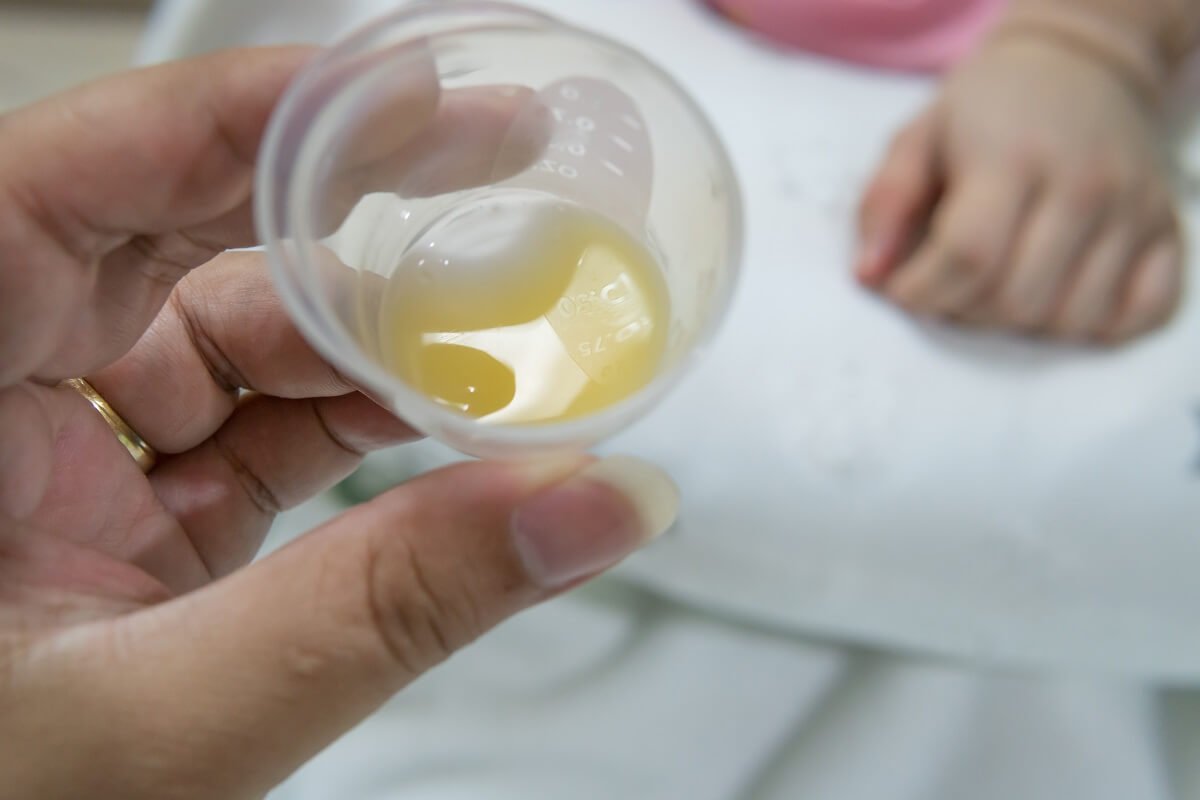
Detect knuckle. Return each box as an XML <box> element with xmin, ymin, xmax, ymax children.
<box><xmin>127</xmin><ymin>232</ymin><xmax>215</xmax><ymax>287</ymax></box>
<box><xmin>1009</xmin><ymin>306</ymin><xmax>1049</xmax><ymax>331</ymax></box>
<box><xmin>1103</xmin><ymin>328</ymin><xmax>1134</xmax><ymax>346</ymax></box>
<box><xmin>1062</xmin><ymin>157</ymin><xmax>1135</xmax><ymax>211</ymax></box>
<box><xmin>309</xmin><ymin>398</ymin><xmax>364</xmax><ymax>458</ymax></box>
<box><xmin>276</xmin><ymin>542</ymin><xmax>377</xmax><ymax>685</ymax></box>
<box><xmin>280</xmin><ymin>637</ymin><xmax>344</xmax><ymax>685</ymax></box>
<box><xmin>1053</xmin><ymin>301</ymin><xmax>1100</xmax><ymax>340</ymax></box>
<box><xmin>1130</xmin><ymin>282</ymin><xmax>1176</xmax><ymax>326</ymax></box>
<box><xmin>1137</xmin><ymin>252</ymin><xmax>1184</xmax><ymax>324</ymax></box>
<box><xmin>997</xmin><ymin>288</ymin><xmax>1050</xmax><ymax>329</ymax></box>
<box><xmin>362</xmin><ymin>518</ymin><xmax>482</xmax><ymax>678</ymax></box>
<box><xmin>212</xmin><ymin>429</ymin><xmax>283</xmax><ymax>518</ymax></box>
<box><xmin>934</xmin><ymin>230</ymin><xmax>994</xmax><ymax>280</ymax></box>
<box><xmin>1047</xmin><ymin>307</ymin><xmax>1095</xmax><ymax>342</ymax></box>
<box><xmin>887</xmin><ymin>285</ymin><xmax>922</xmax><ymax>311</ymax></box>
<box><xmin>169</xmin><ymin>289</ymin><xmax>246</xmax><ymax>395</ymax></box>
<box><xmin>1149</xmin><ymin>296</ymin><xmax>1179</xmax><ymax>327</ymax></box>
<box><xmin>887</xmin><ymin>279</ymin><xmax>938</xmax><ymax>317</ymax></box>
<box><xmin>956</xmin><ymin>303</ymin><xmax>996</xmax><ymax>328</ymax></box>
<box><xmin>268</xmin><ymin>523</ymin><xmax>439</xmax><ymax>689</ymax></box>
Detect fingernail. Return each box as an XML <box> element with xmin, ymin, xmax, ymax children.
<box><xmin>510</xmin><ymin>456</ymin><xmax>679</xmax><ymax>588</ymax></box>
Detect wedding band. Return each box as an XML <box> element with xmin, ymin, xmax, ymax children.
<box><xmin>63</xmin><ymin>378</ymin><xmax>157</xmax><ymax>473</ymax></box>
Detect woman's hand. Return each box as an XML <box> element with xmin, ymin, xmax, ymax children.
<box><xmin>0</xmin><ymin>48</ymin><xmax>676</xmax><ymax>799</ymax></box>
<box><xmin>856</xmin><ymin>27</ymin><xmax>1183</xmax><ymax>343</ymax></box>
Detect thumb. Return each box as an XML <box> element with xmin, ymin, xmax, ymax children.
<box><xmin>856</xmin><ymin>108</ymin><xmax>941</xmax><ymax>286</ymax></box>
<box><xmin>24</xmin><ymin>456</ymin><xmax>677</xmax><ymax>799</ymax></box>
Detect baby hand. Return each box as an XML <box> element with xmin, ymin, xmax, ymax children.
<box><xmin>856</xmin><ymin>32</ymin><xmax>1183</xmax><ymax>343</ymax></box>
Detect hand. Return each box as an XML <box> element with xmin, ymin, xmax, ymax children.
<box><xmin>856</xmin><ymin>31</ymin><xmax>1184</xmax><ymax>343</ymax></box>
<box><xmin>0</xmin><ymin>48</ymin><xmax>677</xmax><ymax>799</ymax></box>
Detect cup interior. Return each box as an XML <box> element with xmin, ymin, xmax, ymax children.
<box><xmin>257</xmin><ymin>1</ymin><xmax>742</xmax><ymax>457</ymax></box>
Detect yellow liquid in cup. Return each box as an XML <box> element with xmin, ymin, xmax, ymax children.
<box><xmin>380</xmin><ymin>204</ymin><xmax>669</xmax><ymax>424</ymax></box>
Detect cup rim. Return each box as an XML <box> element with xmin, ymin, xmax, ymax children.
<box><xmin>256</xmin><ymin>0</ymin><xmax>744</xmax><ymax>452</ymax></box>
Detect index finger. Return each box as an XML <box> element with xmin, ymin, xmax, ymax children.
<box><xmin>0</xmin><ymin>47</ymin><xmax>316</xmax><ymax>387</ymax></box>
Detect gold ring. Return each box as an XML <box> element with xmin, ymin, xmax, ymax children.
<box><xmin>63</xmin><ymin>378</ymin><xmax>157</xmax><ymax>473</ymax></box>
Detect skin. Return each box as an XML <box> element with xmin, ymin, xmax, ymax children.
<box><xmin>0</xmin><ymin>47</ymin><xmax>671</xmax><ymax>799</ymax></box>
<box><xmin>857</xmin><ymin>4</ymin><xmax>1190</xmax><ymax>344</ymax></box>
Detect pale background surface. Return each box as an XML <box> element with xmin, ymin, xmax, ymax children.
<box><xmin>0</xmin><ymin>2</ymin><xmax>145</xmax><ymax>112</ymax></box>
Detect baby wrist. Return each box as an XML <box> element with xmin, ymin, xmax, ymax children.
<box><xmin>991</xmin><ymin>1</ymin><xmax>1190</xmax><ymax>106</ymax></box>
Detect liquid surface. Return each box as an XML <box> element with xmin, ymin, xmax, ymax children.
<box><xmin>380</xmin><ymin>200</ymin><xmax>669</xmax><ymax>424</ymax></box>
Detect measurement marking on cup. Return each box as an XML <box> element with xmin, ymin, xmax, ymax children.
<box><xmin>602</xmin><ymin>160</ymin><xmax>624</xmax><ymax>176</ymax></box>
<box><xmin>537</xmin><ymin>158</ymin><xmax>579</xmax><ymax>179</ymax></box>
<box><xmin>620</xmin><ymin>114</ymin><xmax>642</xmax><ymax>131</ymax></box>
<box><xmin>610</xmin><ymin>134</ymin><xmax>633</xmax><ymax>152</ymax></box>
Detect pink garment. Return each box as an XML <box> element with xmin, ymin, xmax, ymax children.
<box><xmin>708</xmin><ymin>0</ymin><xmax>1008</xmax><ymax>72</ymax></box>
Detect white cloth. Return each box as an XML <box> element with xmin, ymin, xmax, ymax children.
<box><xmin>270</xmin><ymin>577</ymin><xmax>1196</xmax><ymax>800</ymax></box>
<box><xmin>142</xmin><ymin>1</ymin><xmax>1200</xmax><ymax>797</ymax></box>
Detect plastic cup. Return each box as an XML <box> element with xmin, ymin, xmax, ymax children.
<box><xmin>257</xmin><ymin>0</ymin><xmax>742</xmax><ymax>458</ymax></box>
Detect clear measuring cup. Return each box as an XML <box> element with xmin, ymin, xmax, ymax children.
<box><xmin>257</xmin><ymin>0</ymin><xmax>742</xmax><ymax>458</ymax></box>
